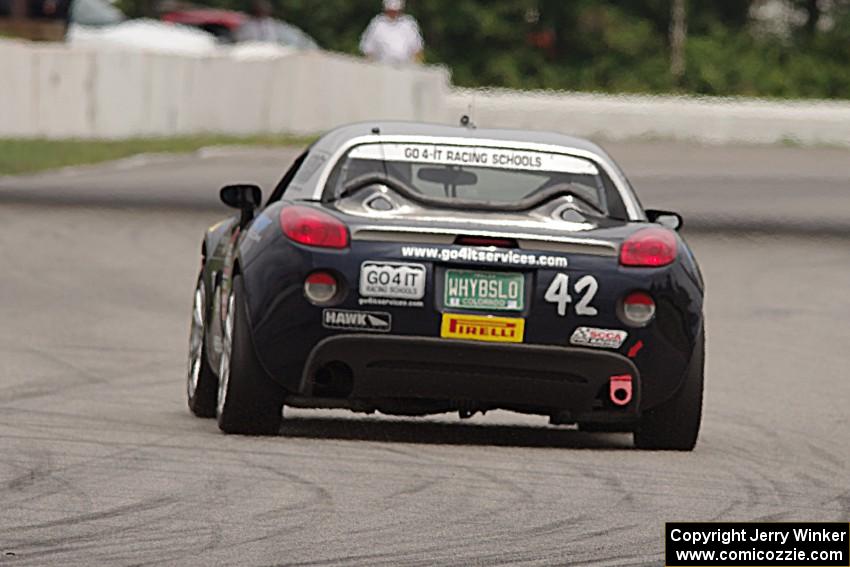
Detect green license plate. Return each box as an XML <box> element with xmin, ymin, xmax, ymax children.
<box><xmin>444</xmin><ymin>270</ymin><xmax>524</xmax><ymax>311</ymax></box>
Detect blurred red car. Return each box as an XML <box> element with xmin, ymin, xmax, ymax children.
<box><xmin>161</xmin><ymin>8</ymin><xmax>244</xmax><ymax>42</ymax></box>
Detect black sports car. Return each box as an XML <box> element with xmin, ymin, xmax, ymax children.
<box><xmin>187</xmin><ymin>121</ymin><xmax>705</xmax><ymax>450</ymax></box>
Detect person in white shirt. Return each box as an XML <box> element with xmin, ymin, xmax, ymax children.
<box><xmin>359</xmin><ymin>0</ymin><xmax>424</xmax><ymax>65</ymax></box>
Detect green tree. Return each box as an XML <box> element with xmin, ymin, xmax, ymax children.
<box><xmin>112</xmin><ymin>0</ymin><xmax>850</xmax><ymax>99</ymax></box>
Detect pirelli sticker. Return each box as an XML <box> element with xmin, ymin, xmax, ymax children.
<box><xmin>440</xmin><ymin>313</ymin><xmax>525</xmax><ymax>344</ymax></box>
<box><xmin>348</xmin><ymin>143</ymin><xmax>599</xmax><ymax>175</ymax></box>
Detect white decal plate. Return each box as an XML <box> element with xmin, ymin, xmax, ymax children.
<box><xmin>348</xmin><ymin>143</ymin><xmax>599</xmax><ymax>175</ymax></box>
<box><xmin>323</xmin><ymin>309</ymin><xmax>392</xmax><ymax>332</ymax></box>
<box><xmin>360</xmin><ymin>262</ymin><xmax>426</xmax><ymax>300</ymax></box>
<box><xmin>570</xmin><ymin>327</ymin><xmax>628</xmax><ymax>349</ymax></box>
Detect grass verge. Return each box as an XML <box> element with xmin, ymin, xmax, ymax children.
<box><xmin>0</xmin><ymin>134</ymin><xmax>315</xmax><ymax>176</ymax></box>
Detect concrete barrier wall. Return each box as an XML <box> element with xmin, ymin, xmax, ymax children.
<box><xmin>3</xmin><ymin>38</ymin><xmax>850</xmax><ymax>146</ymax></box>
<box><xmin>0</xmin><ymin>39</ymin><xmax>451</xmax><ymax>139</ymax></box>
<box><xmin>445</xmin><ymin>88</ymin><xmax>850</xmax><ymax>147</ymax></box>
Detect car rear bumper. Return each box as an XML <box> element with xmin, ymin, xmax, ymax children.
<box><xmin>298</xmin><ymin>335</ymin><xmax>641</xmax><ymax>416</ymax></box>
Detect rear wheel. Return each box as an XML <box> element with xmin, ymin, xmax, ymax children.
<box><xmin>634</xmin><ymin>325</ymin><xmax>704</xmax><ymax>451</ymax></box>
<box><xmin>216</xmin><ymin>274</ymin><xmax>284</xmax><ymax>435</ymax></box>
<box><xmin>187</xmin><ymin>274</ymin><xmax>218</xmax><ymax>418</ymax></box>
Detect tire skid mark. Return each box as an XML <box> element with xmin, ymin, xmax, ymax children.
<box><xmin>802</xmin><ymin>437</ymin><xmax>848</xmax><ymax>474</ymax></box>
<box><xmin>712</xmin><ymin>413</ymin><xmax>850</xmax><ymax>516</ymax></box>
<box><xmin>710</xmin><ymin>448</ymin><xmax>840</xmax><ymax>519</ymax></box>
<box><xmin>0</xmin><ymin>428</ymin><xmax>184</xmax><ymax>483</ymax></box>
<box><xmin>448</xmin><ymin>522</ymin><xmax>647</xmax><ymax>567</ymax></box>
<box><xmin>0</xmin><ymin>426</ymin><xmax>450</xmax><ymax>470</ymax></box>
<box><xmin>752</xmin><ymin>511</ymin><xmax>794</xmax><ymax>522</ymax></box>
<box><xmin>5</xmin><ymin>465</ymin><xmax>52</xmax><ymax>493</ymax></box>
<box><xmin>570</xmin><ymin>462</ymin><xmax>638</xmax><ymax>508</ymax></box>
<box><xmin>0</xmin><ymin>448</ymin><xmax>94</xmax><ymax>514</ymax></box>
<box><xmin>384</xmin><ymin>476</ymin><xmax>441</xmax><ymax>500</ymax></box>
<box><xmin>385</xmin><ymin>440</ymin><xmax>836</xmax><ymax>523</ymax></box>
<box><xmin>832</xmin><ymin>490</ymin><xmax>850</xmax><ymax>517</ymax></box>
<box><xmin>580</xmin><ymin>552</ymin><xmax>664</xmax><ymax>566</ymax></box>
<box><xmin>706</xmin><ymin>497</ymin><xmax>747</xmax><ymax>522</ymax></box>
<box><xmin>0</xmin><ymin>425</ymin><xmax>213</xmax><ymax>553</ymax></box>
<box><xmin>317</xmin><ymin>445</ymin><xmax>540</xmax><ymax>551</ymax></box>
<box><xmin>0</xmin><ymin>353</ymin><xmax>177</xmax><ymax>405</ymax></box>
<box><xmin>1</xmin><ymin>496</ymin><xmax>177</xmax><ymax>533</ymax></box>
<box><xmin>397</xmin><ymin>446</ymin><xmax>535</xmax><ymax>523</ymax></box>
<box><xmin>280</xmin><ymin>541</ymin><xmax>464</xmax><ymax>567</ymax></box>
<box><xmin>204</xmin><ymin>456</ymin><xmax>337</xmax><ymax>549</ymax></box>
<box><xmin>5</xmin><ymin>519</ymin><xmax>208</xmax><ymax>566</ymax></box>
<box><xmin>249</xmin><ymin>461</ymin><xmax>335</xmax><ymax>517</ymax></box>
<box><xmin>510</xmin><ymin>514</ymin><xmax>595</xmax><ymax>540</ymax></box>
<box><xmin>2</xmin><ymin>475</ymin><xmax>218</xmax><ymax>565</ymax></box>
<box><xmin>3</xmin><ymin>498</ymin><xmax>180</xmax><ymax>554</ymax></box>
<box><xmin>0</xmin><ymin>407</ymin><xmax>195</xmax><ymax>438</ymax></box>
<box><xmin>359</xmin><ymin>446</ymin><xmax>604</xmax><ymax>556</ymax></box>
<box><xmin>500</xmin><ymin>460</ymin><xmax>640</xmax><ymax>546</ymax></box>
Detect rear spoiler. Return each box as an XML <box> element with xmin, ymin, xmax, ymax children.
<box><xmin>352</xmin><ymin>226</ymin><xmax>619</xmax><ymax>257</ymax></box>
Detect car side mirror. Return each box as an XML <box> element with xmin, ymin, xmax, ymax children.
<box><xmin>645</xmin><ymin>209</ymin><xmax>683</xmax><ymax>231</ymax></box>
<box><xmin>220</xmin><ymin>184</ymin><xmax>262</xmax><ymax>227</ymax></box>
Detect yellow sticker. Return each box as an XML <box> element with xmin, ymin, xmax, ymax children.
<box><xmin>440</xmin><ymin>313</ymin><xmax>525</xmax><ymax>343</ymax></box>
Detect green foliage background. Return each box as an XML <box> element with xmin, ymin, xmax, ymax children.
<box><xmin>125</xmin><ymin>0</ymin><xmax>850</xmax><ymax>99</ymax></box>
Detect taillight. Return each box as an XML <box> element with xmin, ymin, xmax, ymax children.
<box><xmin>304</xmin><ymin>271</ymin><xmax>339</xmax><ymax>304</ymax></box>
<box><xmin>620</xmin><ymin>228</ymin><xmax>677</xmax><ymax>267</ymax></box>
<box><xmin>621</xmin><ymin>291</ymin><xmax>656</xmax><ymax>327</ymax></box>
<box><xmin>280</xmin><ymin>206</ymin><xmax>349</xmax><ymax>249</ymax></box>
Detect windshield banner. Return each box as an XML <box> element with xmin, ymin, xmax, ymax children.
<box><xmin>348</xmin><ymin>143</ymin><xmax>599</xmax><ymax>175</ymax></box>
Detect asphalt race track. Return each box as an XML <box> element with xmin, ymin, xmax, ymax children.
<box><xmin>0</xmin><ymin>141</ymin><xmax>848</xmax><ymax>565</ymax></box>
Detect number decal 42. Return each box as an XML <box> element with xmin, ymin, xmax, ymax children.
<box><xmin>544</xmin><ymin>274</ymin><xmax>599</xmax><ymax>317</ymax></box>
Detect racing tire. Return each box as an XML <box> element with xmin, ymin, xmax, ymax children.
<box><xmin>216</xmin><ymin>274</ymin><xmax>284</xmax><ymax>435</ymax></box>
<box><xmin>633</xmin><ymin>325</ymin><xmax>704</xmax><ymax>451</ymax></box>
<box><xmin>187</xmin><ymin>274</ymin><xmax>218</xmax><ymax>418</ymax></box>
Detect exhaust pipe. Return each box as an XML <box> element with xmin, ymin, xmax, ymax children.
<box><xmin>609</xmin><ymin>375</ymin><xmax>633</xmax><ymax>406</ymax></box>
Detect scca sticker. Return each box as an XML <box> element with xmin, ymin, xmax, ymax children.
<box><xmin>440</xmin><ymin>313</ymin><xmax>525</xmax><ymax>343</ymax></box>
<box><xmin>570</xmin><ymin>327</ymin><xmax>627</xmax><ymax>349</ymax></box>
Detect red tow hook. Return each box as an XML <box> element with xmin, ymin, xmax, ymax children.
<box><xmin>609</xmin><ymin>375</ymin><xmax>633</xmax><ymax>406</ymax></box>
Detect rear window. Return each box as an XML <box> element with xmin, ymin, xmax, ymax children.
<box><xmin>325</xmin><ymin>142</ymin><xmax>626</xmax><ymax>217</ymax></box>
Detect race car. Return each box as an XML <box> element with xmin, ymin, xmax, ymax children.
<box><xmin>186</xmin><ymin>121</ymin><xmax>705</xmax><ymax>450</ymax></box>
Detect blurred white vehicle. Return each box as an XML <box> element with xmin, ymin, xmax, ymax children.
<box><xmin>228</xmin><ymin>41</ymin><xmax>298</xmax><ymax>60</ymax></box>
<box><xmin>68</xmin><ymin>18</ymin><xmax>218</xmax><ymax>55</ymax></box>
